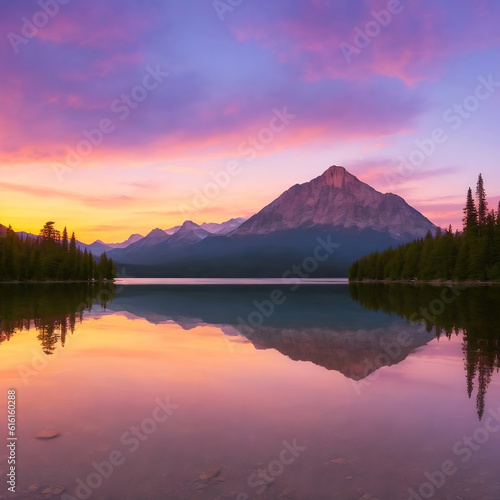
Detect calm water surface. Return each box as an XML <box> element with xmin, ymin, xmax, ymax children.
<box><xmin>0</xmin><ymin>282</ymin><xmax>499</xmax><ymax>500</ymax></box>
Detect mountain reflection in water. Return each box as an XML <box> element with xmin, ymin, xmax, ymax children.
<box><xmin>1</xmin><ymin>282</ymin><xmax>498</xmax><ymax>421</ymax></box>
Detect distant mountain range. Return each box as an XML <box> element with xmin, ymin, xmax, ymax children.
<box><xmin>3</xmin><ymin>166</ymin><xmax>437</xmax><ymax>277</ymax></box>
<box><xmin>164</xmin><ymin>218</ymin><xmax>245</xmax><ymax>236</ymax></box>
<box><xmin>0</xmin><ymin>224</ymin><xmax>37</xmax><ymax>240</ymax></box>
<box><xmin>81</xmin><ymin>217</ymin><xmax>247</xmax><ymax>256</ymax></box>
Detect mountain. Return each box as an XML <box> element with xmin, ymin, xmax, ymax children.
<box><xmin>128</xmin><ymin>228</ymin><xmax>170</xmax><ymax>249</ymax></box>
<box><xmin>167</xmin><ymin>220</ymin><xmax>210</xmax><ymax>246</ymax></box>
<box><xmin>107</xmin><ymin>233</ymin><xmax>144</xmax><ymax>249</ymax></box>
<box><xmin>110</xmin><ymin>165</ymin><xmax>437</xmax><ymax>276</ymax></box>
<box><xmin>200</xmin><ymin>217</ymin><xmax>247</xmax><ymax>235</ymax></box>
<box><xmin>108</xmin><ymin>222</ymin><xmax>210</xmax><ymax>263</ymax></box>
<box><xmin>165</xmin><ymin>217</ymin><xmax>246</xmax><ymax>236</ymax></box>
<box><xmin>0</xmin><ymin>224</ymin><xmax>7</xmax><ymax>236</ymax></box>
<box><xmin>81</xmin><ymin>234</ymin><xmax>144</xmax><ymax>255</ymax></box>
<box><xmin>164</xmin><ymin>225</ymin><xmax>181</xmax><ymax>235</ymax></box>
<box><xmin>16</xmin><ymin>230</ymin><xmax>38</xmax><ymax>240</ymax></box>
<box><xmin>199</xmin><ymin>222</ymin><xmax>226</xmax><ymax>233</ymax></box>
<box><xmin>231</xmin><ymin>166</ymin><xmax>435</xmax><ymax>240</ymax></box>
<box><xmin>109</xmin><ymin>227</ymin><xmax>171</xmax><ymax>262</ymax></box>
<box><xmin>108</xmin><ymin>218</ymin><xmax>246</xmax><ymax>263</ymax></box>
<box><xmin>82</xmin><ymin>240</ymin><xmax>112</xmax><ymax>254</ymax></box>
<box><xmin>80</xmin><ymin>218</ymin><xmax>246</xmax><ymax>255</ymax></box>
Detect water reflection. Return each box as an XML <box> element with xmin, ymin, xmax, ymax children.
<box><xmin>103</xmin><ymin>285</ymin><xmax>437</xmax><ymax>379</ymax></box>
<box><xmin>349</xmin><ymin>283</ymin><xmax>500</xmax><ymax>419</ymax></box>
<box><xmin>1</xmin><ymin>283</ymin><xmax>500</xmax><ymax>499</ymax></box>
<box><xmin>1</xmin><ymin>283</ymin><xmax>499</xmax><ymax>420</ymax></box>
<box><xmin>0</xmin><ymin>283</ymin><xmax>115</xmax><ymax>355</ymax></box>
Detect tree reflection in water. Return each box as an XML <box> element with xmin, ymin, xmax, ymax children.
<box><xmin>1</xmin><ymin>282</ymin><xmax>498</xmax><ymax>421</ymax></box>
<box><xmin>349</xmin><ymin>283</ymin><xmax>500</xmax><ymax>420</ymax></box>
<box><xmin>0</xmin><ymin>283</ymin><xmax>115</xmax><ymax>355</ymax></box>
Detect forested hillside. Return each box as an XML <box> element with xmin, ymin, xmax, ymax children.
<box><xmin>0</xmin><ymin>221</ymin><xmax>115</xmax><ymax>281</ymax></box>
<box><xmin>349</xmin><ymin>175</ymin><xmax>500</xmax><ymax>282</ymax></box>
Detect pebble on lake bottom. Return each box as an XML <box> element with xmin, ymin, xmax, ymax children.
<box><xmin>35</xmin><ymin>429</ymin><xmax>61</xmax><ymax>439</ymax></box>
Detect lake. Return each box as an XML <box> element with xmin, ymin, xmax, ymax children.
<box><xmin>1</xmin><ymin>281</ymin><xmax>499</xmax><ymax>500</ymax></box>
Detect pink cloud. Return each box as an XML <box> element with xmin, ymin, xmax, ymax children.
<box><xmin>0</xmin><ymin>181</ymin><xmax>136</xmax><ymax>209</ymax></box>
<box><xmin>230</xmin><ymin>1</ymin><xmax>500</xmax><ymax>85</ymax></box>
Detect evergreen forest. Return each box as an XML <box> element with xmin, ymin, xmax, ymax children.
<box><xmin>0</xmin><ymin>221</ymin><xmax>116</xmax><ymax>281</ymax></box>
<box><xmin>349</xmin><ymin>175</ymin><xmax>500</xmax><ymax>282</ymax></box>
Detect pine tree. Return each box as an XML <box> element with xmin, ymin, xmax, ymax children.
<box><xmin>401</xmin><ymin>242</ymin><xmax>421</xmax><ymax>279</ymax></box>
<box><xmin>87</xmin><ymin>250</ymin><xmax>95</xmax><ymax>280</ymax></box>
<box><xmin>454</xmin><ymin>237</ymin><xmax>470</xmax><ymax>280</ymax></box>
<box><xmin>69</xmin><ymin>232</ymin><xmax>77</xmax><ymax>279</ymax></box>
<box><xmin>62</xmin><ymin>227</ymin><xmax>68</xmax><ymax>252</ymax></box>
<box><xmin>106</xmin><ymin>258</ymin><xmax>116</xmax><ymax>280</ymax></box>
<box><xmin>476</xmin><ymin>174</ymin><xmax>488</xmax><ymax>231</ymax></box>
<box><xmin>463</xmin><ymin>187</ymin><xmax>478</xmax><ymax>234</ymax></box>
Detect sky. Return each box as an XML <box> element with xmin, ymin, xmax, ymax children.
<box><xmin>1</xmin><ymin>0</ymin><xmax>500</xmax><ymax>243</ymax></box>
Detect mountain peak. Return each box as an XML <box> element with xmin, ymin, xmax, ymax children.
<box><xmin>169</xmin><ymin>220</ymin><xmax>210</xmax><ymax>245</ymax></box>
<box><xmin>113</xmin><ymin>227</ymin><xmax>170</xmax><ymax>253</ymax></box>
<box><xmin>320</xmin><ymin>165</ymin><xmax>350</xmax><ymax>188</ymax></box>
<box><xmin>147</xmin><ymin>228</ymin><xmax>170</xmax><ymax>240</ymax></box>
<box><xmin>180</xmin><ymin>220</ymin><xmax>200</xmax><ymax>230</ymax></box>
<box><xmin>231</xmin><ymin>164</ymin><xmax>436</xmax><ymax>240</ymax></box>
<box><xmin>199</xmin><ymin>217</ymin><xmax>247</xmax><ymax>235</ymax></box>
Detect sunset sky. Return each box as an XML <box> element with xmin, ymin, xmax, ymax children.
<box><xmin>1</xmin><ymin>0</ymin><xmax>500</xmax><ymax>242</ymax></box>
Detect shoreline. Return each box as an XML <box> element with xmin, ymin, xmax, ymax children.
<box><xmin>0</xmin><ymin>280</ymin><xmax>115</xmax><ymax>284</ymax></box>
<box><xmin>349</xmin><ymin>279</ymin><xmax>500</xmax><ymax>286</ymax></box>
<box><xmin>1</xmin><ymin>278</ymin><xmax>499</xmax><ymax>286</ymax></box>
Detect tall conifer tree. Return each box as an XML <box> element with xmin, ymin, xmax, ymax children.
<box><xmin>463</xmin><ymin>187</ymin><xmax>478</xmax><ymax>233</ymax></box>
<box><xmin>476</xmin><ymin>173</ymin><xmax>488</xmax><ymax>232</ymax></box>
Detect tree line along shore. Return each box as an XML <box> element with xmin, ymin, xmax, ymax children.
<box><xmin>0</xmin><ymin>221</ymin><xmax>116</xmax><ymax>282</ymax></box>
<box><xmin>350</xmin><ymin>174</ymin><xmax>500</xmax><ymax>282</ymax></box>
